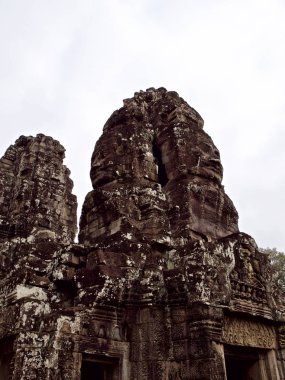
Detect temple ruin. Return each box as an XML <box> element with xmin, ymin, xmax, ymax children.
<box><xmin>0</xmin><ymin>88</ymin><xmax>284</xmax><ymax>379</ymax></box>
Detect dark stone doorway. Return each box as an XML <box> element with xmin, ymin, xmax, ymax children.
<box><xmin>0</xmin><ymin>336</ymin><xmax>15</xmax><ymax>380</ymax></box>
<box><xmin>80</xmin><ymin>355</ymin><xmax>119</xmax><ymax>380</ymax></box>
<box><xmin>225</xmin><ymin>346</ymin><xmax>266</xmax><ymax>380</ymax></box>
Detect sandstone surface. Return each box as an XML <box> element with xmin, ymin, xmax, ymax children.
<box><xmin>0</xmin><ymin>89</ymin><xmax>284</xmax><ymax>380</ymax></box>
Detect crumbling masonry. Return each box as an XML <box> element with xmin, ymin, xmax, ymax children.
<box><xmin>0</xmin><ymin>88</ymin><xmax>285</xmax><ymax>379</ymax></box>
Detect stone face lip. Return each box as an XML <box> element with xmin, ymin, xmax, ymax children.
<box><xmin>79</xmin><ymin>87</ymin><xmax>239</xmax><ymax>246</ymax></box>
<box><xmin>0</xmin><ymin>133</ymin><xmax>77</xmax><ymax>243</ymax></box>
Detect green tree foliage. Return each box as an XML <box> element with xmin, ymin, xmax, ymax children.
<box><xmin>261</xmin><ymin>248</ymin><xmax>285</xmax><ymax>291</ymax></box>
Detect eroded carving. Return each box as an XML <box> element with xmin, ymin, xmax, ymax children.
<box><xmin>0</xmin><ymin>89</ymin><xmax>284</xmax><ymax>380</ymax></box>
<box><xmin>223</xmin><ymin>317</ymin><xmax>276</xmax><ymax>348</ymax></box>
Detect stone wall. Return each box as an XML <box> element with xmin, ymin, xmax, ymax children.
<box><xmin>0</xmin><ymin>89</ymin><xmax>284</xmax><ymax>379</ymax></box>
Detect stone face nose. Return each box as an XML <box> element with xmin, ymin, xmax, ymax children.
<box><xmin>79</xmin><ymin>88</ymin><xmax>239</xmax><ymax>245</ymax></box>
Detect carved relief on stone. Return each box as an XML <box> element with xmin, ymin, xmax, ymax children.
<box><xmin>1</xmin><ymin>90</ymin><xmax>285</xmax><ymax>380</ymax></box>
<box><xmin>77</xmin><ymin>89</ymin><xmax>281</xmax><ymax>316</ymax></box>
<box><xmin>227</xmin><ymin>233</ymin><xmax>274</xmax><ymax>309</ymax></box>
<box><xmin>79</xmin><ymin>88</ymin><xmax>239</xmax><ymax>247</ymax></box>
<box><xmin>0</xmin><ymin>134</ymin><xmax>77</xmax><ymax>242</ymax></box>
<box><xmin>222</xmin><ymin>316</ymin><xmax>276</xmax><ymax>349</ymax></box>
<box><xmin>181</xmin><ymin>239</ymin><xmax>235</xmax><ymax>304</ymax></box>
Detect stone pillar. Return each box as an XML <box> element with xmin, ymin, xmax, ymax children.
<box><xmin>187</xmin><ymin>303</ymin><xmax>226</xmax><ymax>380</ymax></box>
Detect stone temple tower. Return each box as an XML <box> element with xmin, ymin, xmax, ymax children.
<box><xmin>0</xmin><ymin>88</ymin><xmax>285</xmax><ymax>379</ymax></box>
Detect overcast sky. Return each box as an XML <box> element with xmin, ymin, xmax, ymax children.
<box><xmin>0</xmin><ymin>0</ymin><xmax>284</xmax><ymax>251</ymax></box>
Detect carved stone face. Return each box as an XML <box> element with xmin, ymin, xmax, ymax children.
<box><xmin>188</xmin><ymin>139</ymin><xmax>223</xmax><ymax>184</ymax></box>
<box><xmin>0</xmin><ymin>134</ymin><xmax>77</xmax><ymax>242</ymax></box>
<box><xmin>81</xmin><ymin>89</ymin><xmax>238</xmax><ymax>245</ymax></box>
